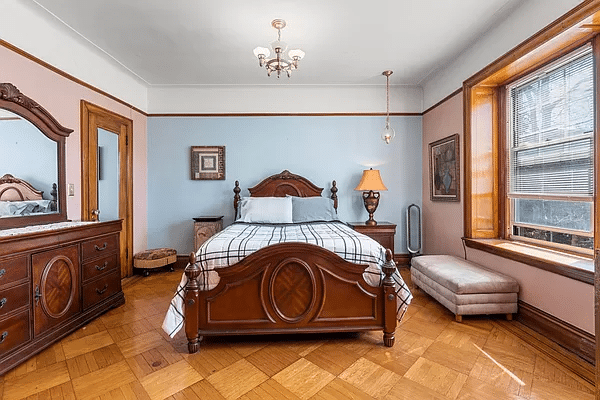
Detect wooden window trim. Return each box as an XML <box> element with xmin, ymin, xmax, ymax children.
<box><xmin>463</xmin><ymin>0</ymin><xmax>600</xmax><ymax>281</ymax></box>
<box><xmin>463</xmin><ymin>238</ymin><xmax>593</xmax><ymax>284</ymax></box>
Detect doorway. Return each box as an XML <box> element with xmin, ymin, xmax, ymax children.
<box><xmin>80</xmin><ymin>101</ymin><xmax>133</xmax><ymax>277</ymax></box>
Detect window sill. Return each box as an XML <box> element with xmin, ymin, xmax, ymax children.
<box><xmin>463</xmin><ymin>238</ymin><xmax>593</xmax><ymax>285</ymax></box>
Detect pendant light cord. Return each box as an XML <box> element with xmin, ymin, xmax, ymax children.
<box><xmin>386</xmin><ymin>73</ymin><xmax>390</xmax><ymax>125</ymax></box>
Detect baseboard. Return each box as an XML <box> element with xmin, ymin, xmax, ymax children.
<box><xmin>503</xmin><ymin>300</ymin><xmax>595</xmax><ymax>385</ymax></box>
<box><xmin>394</xmin><ymin>253</ymin><xmax>411</xmax><ymax>267</ymax></box>
<box><xmin>175</xmin><ymin>254</ymin><xmax>189</xmax><ymax>270</ymax></box>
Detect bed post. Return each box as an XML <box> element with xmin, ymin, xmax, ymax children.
<box><xmin>330</xmin><ymin>180</ymin><xmax>338</xmax><ymax>212</ymax></box>
<box><xmin>382</xmin><ymin>249</ymin><xmax>397</xmax><ymax>347</ymax></box>
<box><xmin>184</xmin><ymin>252</ymin><xmax>201</xmax><ymax>353</ymax></box>
<box><xmin>50</xmin><ymin>183</ymin><xmax>57</xmax><ymax>211</ymax></box>
<box><xmin>233</xmin><ymin>180</ymin><xmax>241</xmax><ymax>220</ymax></box>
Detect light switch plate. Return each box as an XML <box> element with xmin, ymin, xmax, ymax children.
<box><xmin>68</xmin><ymin>183</ymin><xmax>75</xmax><ymax>197</ymax></box>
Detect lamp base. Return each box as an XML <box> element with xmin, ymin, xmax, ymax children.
<box><xmin>362</xmin><ymin>191</ymin><xmax>380</xmax><ymax>227</ymax></box>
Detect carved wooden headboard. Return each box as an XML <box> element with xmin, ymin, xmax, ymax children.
<box><xmin>233</xmin><ymin>170</ymin><xmax>338</xmax><ymax>220</ymax></box>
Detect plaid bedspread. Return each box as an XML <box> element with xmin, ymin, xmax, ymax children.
<box><xmin>163</xmin><ymin>221</ymin><xmax>412</xmax><ymax>337</ymax></box>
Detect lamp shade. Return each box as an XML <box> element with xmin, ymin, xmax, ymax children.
<box><xmin>354</xmin><ymin>168</ymin><xmax>387</xmax><ymax>191</ymax></box>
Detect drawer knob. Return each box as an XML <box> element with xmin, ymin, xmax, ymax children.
<box><xmin>95</xmin><ymin>243</ymin><xmax>108</xmax><ymax>251</ymax></box>
<box><xmin>0</xmin><ymin>269</ymin><xmax>5</xmax><ymax>278</ymax></box>
<box><xmin>96</xmin><ymin>284</ymin><xmax>109</xmax><ymax>295</ymax></box>
<box><xmin>0</xmin><ymin>298</ymin><xmax>6</xmax><ymax>309</ymax></box>
<box><xmin>96</xmin><ymin>261</ymin><xmax>109</xmax><ymax>271</ymax></box>
<box><xmin>0</xmin><ymin>331</ymin><xmax>7</xmax><ymax>344</ymax></box>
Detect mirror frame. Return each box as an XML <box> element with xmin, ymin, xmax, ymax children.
<box><xmin>0</xmin><ymin>83</ymin><xmax>72</xmax><ymax>229</ymax></box>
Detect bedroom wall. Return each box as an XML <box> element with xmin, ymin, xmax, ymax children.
<box><xmin>147</xmin><ymin>115</ymin><xmax>422</xmax><ymax>255</ymax></box>
<box><xmin>0</xmin><ymin>44</ymin><xmax>149</xmax><ymax>255</ymax></box>
<box><xmin>422</xmin><ymin>0</ymin><xmax>584</xmax><ymax>109</ymax></box>
<box><xmin>421</xmin><ymin>92</ymin><xmax>594</xmax><ymax>335</ymax></box>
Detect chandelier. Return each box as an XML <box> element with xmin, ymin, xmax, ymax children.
<box><xmin>381</xmin><ymin>70</ymin><xmax>395</xmax><ymax>144</ymax></box>
<box><xmin>253</xmin><ymin>19</ymin><xmax>305</xmax><ymax>78</ymax></box>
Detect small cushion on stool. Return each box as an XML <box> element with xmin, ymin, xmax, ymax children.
<box><xmin>134</xmin><ymin>248</ymin><xmax>177</xmax><ymax>269</ymax></box>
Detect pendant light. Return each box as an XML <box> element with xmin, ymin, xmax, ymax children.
<box><xmin>381</xmin><ymin>70</ymin><xmax>395</xmax><ymax>144</ymax></box>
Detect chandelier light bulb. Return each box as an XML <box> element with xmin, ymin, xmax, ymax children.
<box><xmin>253</xmin><ymin>47</ymin><xmax>270</xmax><ymax>58</ymax></box>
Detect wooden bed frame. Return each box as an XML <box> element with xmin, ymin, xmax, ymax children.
<box><xmin>0</xmin><ymin>174</ymin><xmax>57</xmax><ymax>211</ymax></box>
<box><xmin>184</xmin><ymin>170</ymin><xmax>398</xmax><ymax>353</ymax></box>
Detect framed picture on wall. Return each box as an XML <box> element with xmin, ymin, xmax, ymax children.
<box><xmin>429</xmin><ymin>134</ymin><xmax>459</xmax><ymax>201</ymax></box>
<box><xmin>191</xmin><ymin>146</ymin><xmax>225</xmax><ymax>180</ymax></box>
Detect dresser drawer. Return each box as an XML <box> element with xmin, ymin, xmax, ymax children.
<box><xmin>83</xmin><ymin>272</ymin><xmax>121</xmax><ymax>310</ymax></box>
<box><xmin>0</xmin><ymin>309</ymin><xmax>31</xmax><ymax>358</ymax></box>
<box><xmin>82</xmin><ymin>234</ymin><xmax>119</xmax><ymax>261</ymax></box>
<box><xmin>82</xmin><ymin>253</ymin><xmax>118</xmax><ymax>282</ymax></box>
<box><xmin>0</xmin><ymin>282</ymin><xmax>30</xmax><ymax>318</ymax></box>
<box><xmin>0</xmin><ymin>255</ymin><xmax>28</xmax><ymax>288</ymax></box>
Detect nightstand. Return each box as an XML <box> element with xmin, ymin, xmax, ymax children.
<box><xmin>348</xmin><ymin>221</ymin><xmax>396</xmax><ymax>254</ymax></box>
<box><xmin>193</xmin><ymin>216</ymin><xmax>224</xmax><ymax>252</ymax></box>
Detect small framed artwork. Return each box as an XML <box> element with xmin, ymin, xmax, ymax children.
<box><xmin>191</xmin><ymin>146</ymin><xmax>225</xmax><ymax>180</ymax></box>
<box><xmin>429</xmin><ymin>134</ymin><xmax>460</xmax><ymax>201</ymax></box>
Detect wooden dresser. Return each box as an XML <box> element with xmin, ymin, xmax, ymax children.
<box><xmin>0</xmin><ymin>220</ymin><xmax>124</xmax><ymax>375</ymax></box>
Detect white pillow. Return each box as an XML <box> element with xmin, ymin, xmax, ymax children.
<box><xmin>238</xmin><ymin>196</ymin><xmax>293</xmax><ymax>223</ymax></box>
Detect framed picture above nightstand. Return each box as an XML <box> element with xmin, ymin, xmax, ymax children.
<box><xmin>193</xmin><ymin>216</ymin><xmax>223</xmax><ymax>252</ymax></box>
<box><xmin>348</xmin><ymin>221</ymin><xmax>396</xmax><ymax>254</ymax></box>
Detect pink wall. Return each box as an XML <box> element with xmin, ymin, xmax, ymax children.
<box><xmin>421</xmin><ymin>93</ymin><xmax>465</xmax><ymax>258</ymax></box>
<box><xmin>422</xmin><ymin>92</ymin><xmax>594</xmax><ymax>334</ymax></box>
<box><xmin>1</xmin><ymin>45</ymin><xmax>148</xmax><ymax>254</ymax></box>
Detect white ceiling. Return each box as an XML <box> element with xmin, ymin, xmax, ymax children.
<box><xmin>31</xmin><ymin>0</ymin><xmax>526</xmax><ymax>87</ymax></box>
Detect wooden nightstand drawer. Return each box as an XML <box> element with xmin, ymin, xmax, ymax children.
<box><xmin>194</xmin><ymin>216</ymin><xmax>224</xmax><ymax>253</ymax></box>
<box><xmin>82</xmin><ymin>234</ymin><xmax>119</xmax><ymax>261</ymax></box>
<box><xmin>348</xmin><ymin>221</ymin><xmax>396</xmax><ymax>254</ymax></box>
<box><xmin>0</xmin><ymin>309</ymin><xmax>31</xmax><ymax>358</ymax></box>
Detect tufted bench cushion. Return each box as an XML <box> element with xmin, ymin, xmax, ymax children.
<box><xmin>411</xmin><ymin>255</ymin><xmax>519</xmax><ymax>322</ymax></box>
<box><xmin>134</xmin><ymin>248</ymin><xmax>177</xmax><ymax>275</ymax></box>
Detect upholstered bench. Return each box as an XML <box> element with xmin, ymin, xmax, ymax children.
<box><xmin>410</xmin><ymin>255</ymin><xmax>519</xmax><ymax>322</ymax></box>
<box><xmin>134</xmin><ymin>248</ymin><xmax>177</xmax><ymax>277</ymax></box>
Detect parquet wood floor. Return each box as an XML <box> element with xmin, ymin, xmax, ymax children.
<box><xmin>0</xmin><ymin>268</ymin><xmax>595</xmax><ymax>400</ymax></box>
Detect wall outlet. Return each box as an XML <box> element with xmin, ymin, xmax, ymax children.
<box><xmin>68</xmin><ymin>183</ymin><xmax>75</xmax><ymax>197</ymax></box>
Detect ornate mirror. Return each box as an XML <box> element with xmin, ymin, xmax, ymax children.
<box><xmin>0</xmin><ymin>83</ymin><xmax>72</xmax><ymax>229</ymax></box>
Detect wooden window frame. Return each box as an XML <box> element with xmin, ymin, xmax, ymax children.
<box><xmin>463</xmin><ymin>0</ymin><xmax>600</xmax><ymax>285</ymax></box>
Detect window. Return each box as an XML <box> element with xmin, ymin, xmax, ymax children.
<box><xmin>462</xmin><ymin>6</ymin><xmax>599</xmax><ymax>282</ymax></box>
<box><xmin>507</xmin><ymin>47</ymin><xmax>594</xmax><ymax>252</ymax></box>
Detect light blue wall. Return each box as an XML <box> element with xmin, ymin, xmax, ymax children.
<box><xmin>147</xmin><ymin>116</ymin><xmax>422</xmax><ymax>254</ymax></box>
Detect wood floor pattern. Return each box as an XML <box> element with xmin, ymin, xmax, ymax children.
<box><xmin>0</xmin><ymin>268</ymin><xmax>595</xmax><ymax>400</ymax></box>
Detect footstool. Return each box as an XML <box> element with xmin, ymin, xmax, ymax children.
<box><xmin>134</xmin><ymin>248</ymin><xmax>177</xmax><ymax>277</ymax></box>
<box><xmin>410</xmin><ymin>255</ymin><xmax>519</xmax><ymax>322</ymax></box>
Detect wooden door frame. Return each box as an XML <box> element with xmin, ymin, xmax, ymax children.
<box><xmin>81</xmin><ymin>100</ymin><xmax>133</xmax><ymax>278</ymax></box>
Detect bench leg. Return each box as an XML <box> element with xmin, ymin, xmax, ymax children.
<box><xmin>506</xmin><ymin>313</ymin><xmax>513</xmax><ymax>321</ymax></box>
<box><xmin>455</xmin><ymin>314</ymin><xmax>463</xmax><ymax>323</ymax></box>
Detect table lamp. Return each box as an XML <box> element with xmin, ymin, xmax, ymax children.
<box><xmin>354</xmin><ymin>168</ymin><xmax>387</xmax><ymax>225</ymax></box>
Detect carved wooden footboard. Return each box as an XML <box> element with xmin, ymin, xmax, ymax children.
<box><xmin>184</xmin><ymin>243</ymin><xmax>397</xmax><ymax>353</ymax></box>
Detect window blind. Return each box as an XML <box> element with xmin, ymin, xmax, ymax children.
<box><xmin>509</xmin><ymin>47</ymin><xmax>594</xmax><ymax>197</ymax></box>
